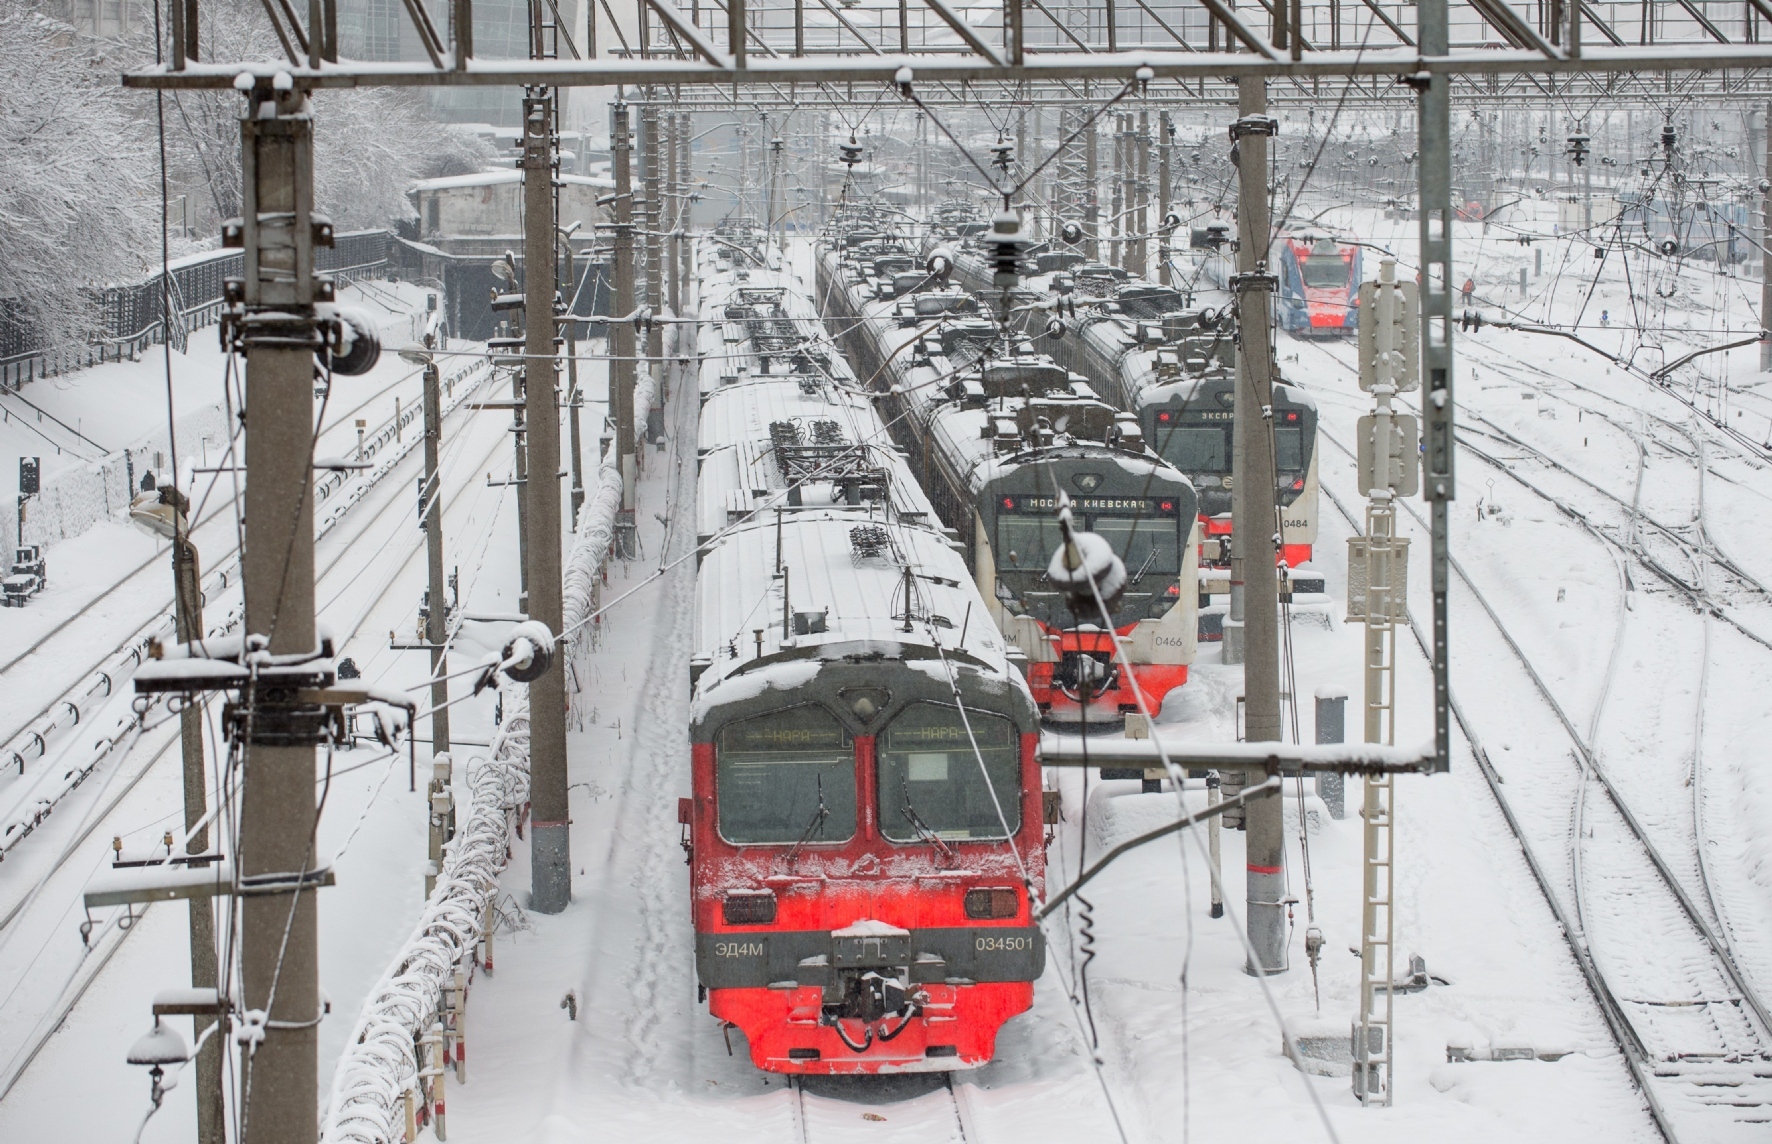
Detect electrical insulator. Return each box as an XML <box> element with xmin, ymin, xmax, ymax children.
<box><xmin>1661</xmin><ymin>124</ymin><xmax>1677</xmax><ymax>152</ymax></box>
<box><xmin>1058</xmin><ymin>220</ymin><xmax>1085</xmax><ymax>245</ymax></box>
<box><xmin>327</xmin><ymin>308</ymin><xmax>382</xmax><ymax>376</ymax></box>
<box><xmin>1565</xmin><ymin>133</ymin><xmax>1590</xmax><ymax>167</ymax></box>
<box><xmin>985</xmin><ymin>210</ymin><xmax>1027</xmax><ymax>289</ymax></box>
<box><xmin>838</xmin><ymin>139</ymin><xmax>863</xmax><ymax>167</ymax></box>
<box><xmin>499</xmin><ymin>620</ymin><xmax>558</xmax><ymax>683</ymax></box>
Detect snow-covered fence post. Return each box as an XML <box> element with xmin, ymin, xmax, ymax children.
<box><xmin>321</xmin><ymin>684</ymin><xmax>530</xmax><ymax>1144</ymax></box>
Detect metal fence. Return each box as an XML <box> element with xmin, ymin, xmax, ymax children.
<box><xmin>0</xmin><ymin>230</ymin><xmax>394</xmax><ymax>390</ymax></box>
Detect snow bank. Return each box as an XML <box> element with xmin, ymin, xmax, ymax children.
<box><xmin>321</xmin><ymin>683</ymin><xmax>530</xmax><ymax>1144</ymax></box>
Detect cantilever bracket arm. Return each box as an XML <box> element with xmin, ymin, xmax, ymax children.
<box><xmin>921</xmin><ymin>0</ymin><xmax>1007</xmax><ymax>67</ymax></box>
<box><xmin>646</xmin><ymin>0</ymin><xmax>733</xmax><ymax>67</ymax></box>
<box><xmin>1191</xmin><ymin>0</ymin><xmax>1280</xmax><ymax>59</ymax></box>
<box><xmin>1037</xmin><ymin>777</ymin><xmax>1283</xmax><ymax>920</ymax></box>
<box><xmin>1649</xmin><ymin>333</ymin><xmax>1765</xmax><ymax>380</ymax></box>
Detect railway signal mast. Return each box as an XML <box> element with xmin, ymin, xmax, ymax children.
<box><xmin>1351</xmin><ymin>258</ymin><xmax>1420</xmax><ymax>1105</ymax></box>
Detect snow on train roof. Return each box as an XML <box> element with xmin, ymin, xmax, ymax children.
<box><xmin>826</xmin><ymin>268</ymin><xmax>1181</xmax><ymax>494</ymax></box>
<box><xmin>694</xmin><ymin>375</ymin><xmax>939</xmax><ymax>538</ymax></box>
<box><xmin>698</xmin><ymin>252</ymin><xmax>858</xmax><ymax>394</ymax></box>
<box><xmin>690</xmin><ymin>512</ymin><xmax>1016</xmax><ymax>722</ymax></box>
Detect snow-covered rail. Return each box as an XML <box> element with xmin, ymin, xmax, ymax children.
<box><xmin>1312</xmin><ymin>420</ymin><xmax>1772</xmax><ymax>1144</ymax></box>
<box><xmin>322</xmin><ymin>684</ymin><xmax>530</xmax><ymax>1144</ymax></box>
<box><xmin>791</xmin><ymin>1074</ymin><xmax>974</xmax><ymax>1144</ymax></box>
<box><xmin>0</xmin><ymin>356</ymin><xmax>491</xmax><ymax>869</ymax></box>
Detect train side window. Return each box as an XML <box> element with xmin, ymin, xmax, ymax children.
<box><xmin>878</xmin><ymin>703</ymin><xmax>1021</xmax><ymax>843</ymax></box>
<box><xmin>716</xmin><ymin>706</ymin><xmax>856</xmax><ymax>845</ymax></box>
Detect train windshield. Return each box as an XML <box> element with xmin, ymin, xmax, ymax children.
<box><xmin>996</xmin><ymin>515</ymin><xmax>1062</xmax><ymax>571</ymax></box>
<box><xmin>878</xmin><ymin>703</ymin><xmax>1021</xmax><ymax>842</ymax></box>
<box><xmin>1275</xmin><ymin>428</ymin><xmax>1304</xmax><ymax>473</ymax></box>
<box><xmin>1156</xmin><ymin>426</ymin><xmax>1229</xmax><ymax>474</ymax></box>
<box><xmin>1300</xmin><ymin>254</ymin><xmax>1350</xmax><ymax>290</ymax></box>
<box><xmin>717</xmin><ymin>706</ymin><xmax>856</xmax><ymax>845</ymax></box>
<box><xmin>1091</xmin><ymin>517</ymin><xmax>1181</xmax><ymax>577</ymax></box>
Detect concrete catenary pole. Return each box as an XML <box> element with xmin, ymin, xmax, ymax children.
<box><xmin>171</xmin><ymin>523</ymin><xmax>222</xmax><ymax>1144</ymax></box>
<box><xmin>611</xmin><ymin>100</ymin><xmax>637</xmax><ymax>513</ymax></box>
<box><xmin>236</xmin><ymin>79</ymin><xmax>322</xmax><ymax>1144</ymax></box>
<box><xmin>421</xmin><ymin>355</ymin><xmax>450</xmax><ymax>758</ymax></box>
<box><xmin>523</xmin><ymin>89</ymin><xmax>570</xmax><ymax>914</ymax></box>
<box><xmin>1762</xmin><ymin>102</ymin><xmax>1771</xmax><ymax>371</ymax></box>
<box><xmin>1085</xmin><ymin>106</ymin><xmax>1100</xmax><ymax>261</ymax></box>
<box><xmin>1134</xmin><ymin>111</ymin><xmax>1150</xmax><ymax>278</ymax></box>
<box><xmin>1109</xmin><ymin>116</ymin><xmax>1124</xmax><ymax>267</ymax></box>
<box><xmin>668</xmin><ymin>107</ymin><xmax>682</xmax><ymax>317</ymax></box>
<box><xmin>1231</xmin><ymin>74</ymin><xmax>1286</xmax><ymax>976</ymax></box>
<box><xmin>642</xmin><ymin>99</ymin><xmax>665</xmax><ymax>405</ymax></box>
<box><xmin>1158</xmin><ymin>111</ymin><xmax>1173</xmax><ymax>288</ymax></box>
<box><xmin>562</xmin><ymin>238</ymin><xmax>585</xmax><ymax>527</ymax></box>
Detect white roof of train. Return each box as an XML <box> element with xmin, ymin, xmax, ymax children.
<box><xmin>690</xmin><ymin>511</ymin><xmax>1017</xmax><ymax>722</ymax></box>
<box><xmin>695</xmin><ymin>375</ymin><xmax>939</xmax><ymax>538</ymax></box>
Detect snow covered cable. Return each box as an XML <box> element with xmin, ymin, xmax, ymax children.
<box><xmin>560</xmin><ymin>459</ymin><xmax>624</xmax><ymax>647</ymax></box>
<box><xmin>320</xmin><ymin>683</ymin><xmax>530</xmax><ymax>1144</ymax></box>
<box><xmin>559</xmin><ymin>366</ymin><xmax>660</xmax><ymax>667</ymax></box>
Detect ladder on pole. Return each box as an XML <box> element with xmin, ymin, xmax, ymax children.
<box><xmin>1352</xmin><ymin>258</ymin><xmax>1412</xmax><ymax>1107</ymax></box>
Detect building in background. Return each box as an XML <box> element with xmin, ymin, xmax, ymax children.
<box><xmin>333</xmin><ymin>0</ymin><xmax>583</xmax><ymax>127</ymax></box>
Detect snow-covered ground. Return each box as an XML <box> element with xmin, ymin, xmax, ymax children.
<box><xmin>4</xmin><ymin>208</ymin><xmax>1772</xmax><ymax>1143</ymax></box>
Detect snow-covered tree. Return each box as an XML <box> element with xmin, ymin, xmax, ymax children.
<box><xmin>157</xmin><ymin>0</ymin><xmax>493</xmax><ymax>234</ymax></box>
<box><xmin>0</xmin><ymin>0</ymin><xmax>491</xmax><ymax>353</ymax></box>
<box><xmin>0</xmin><ymin>2</ymin><xmax>159</xmax><ymax>346</ymax></box>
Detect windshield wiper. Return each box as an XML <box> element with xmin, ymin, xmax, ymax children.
<box><xmin>901</xmin><ymin>785</ymin><xmax>955</xmax><ymax>861</ymax></box>
<box><xmin>1127</xmin><ymin>546</ymin><xmax>1161</xmax><ymax>588</ymax></box>
<box><xmin>785</xmin><ymin>774</ymin><xmax>830</xmax><ymax>863</ymax></box>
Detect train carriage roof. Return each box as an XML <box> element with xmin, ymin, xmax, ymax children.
<box><xmin>695</xmin><ymin>376</ymin><xmax>938</xmax><ymax>539</ymax></box>
<box><xmin>690</xmin><ymin>512</ymin><xmax>1028</xmax><ymax>730</ymax></box>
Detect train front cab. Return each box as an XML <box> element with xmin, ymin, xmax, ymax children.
<box><xmin>970</xmin><ymin>466</ymin><xmax>1201</xmax><ymax>723</ymax></box>
<box><xmin>687</xmin><ymin>664</ymin><xmax>1046</xmax><ymax>1074</ymax></box>
<box><xmin>1145</xmin><ymin>381</ymin><xmax>1319</xmax><ymax>569</ymax></box>
<box><xmin>1279</xmin><ymin>237</ymin><xmax>1361</xmax><ymax>337</ymax></box>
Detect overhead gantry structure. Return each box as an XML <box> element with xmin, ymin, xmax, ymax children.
<box><xmin>129</xmin><ymin>0</ymin><xmax>1772</xmax><ymax>105</ymax></box>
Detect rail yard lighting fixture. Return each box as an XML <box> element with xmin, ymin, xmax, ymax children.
<box><xmin>126</xmin><ymin>1018</ymin><xmax>190</xmax><ymax>1113</ymax></box>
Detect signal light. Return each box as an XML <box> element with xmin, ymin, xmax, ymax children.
<box><xmin>1156</xmin><ymin>411</ymin><xmax>1172</xmax><ymax>422</ymax></box>
<box><xmin>1160</xmin><ymin>501</ymin><xmax>1174</xmax><ymax>512</ymax></box>
<box><xmin>964</xmin><ymin>888</ymin><xmax>1019</xmax><ymax>919</ymax></box>
<box><xmin>1002</xmin><ymin>496</ymin><xmax>1016</xmax><ymax>509</ymax></box>
<box><xmin>1285</xmin><ymin>411</ymin><xmax>1298</xmax><ymax>422</ymax></box>
<box><xmin>1291</xmin><ymin>478</ymin><xmax>1305</xmax><ymax>490</ymax></box>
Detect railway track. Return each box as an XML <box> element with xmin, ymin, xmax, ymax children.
<box><xmin>0</xmin><ymin>385</ymin><xmax>514</xmax><ymax>1103</ymax></box>
<box><xmin>0</xmin><ymin>358</ymin><xmax>491</xmax><ymax>861</ymax></box>
<box><xmin>1305</xmin><ymin>393</ymin><xmax>1772</xmax><ymax>1142</ymax></box>
<box><xmin>0</xmin><ymin>349</ymin><xmax>428</xmax><ymax>695</ymax></box>
<box><xmin>790</xmin><ymin>1074</ymin><xmax>976</xmax><ymax>1144</ymax></box>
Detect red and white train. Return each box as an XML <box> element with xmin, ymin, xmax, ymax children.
<box><xmin>817</xmin><ymin>209</ymin><xmax>1202</xmax><ymax>724</ymax></box>
<box><xmin>685</xmin><ymin>242</ymin><xmax>1049</xmax><ymax>1074</ymax></box>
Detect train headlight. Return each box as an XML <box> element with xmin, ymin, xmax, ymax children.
<box><xmin>964</xmin><ymin>887</ymin><xmax>1019</xmax><ymax>919</ymax></box>
<box><xmin>722</xmin><ymin>891</ymin><xmax>778</xmax><ymax>925</ymax></box>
